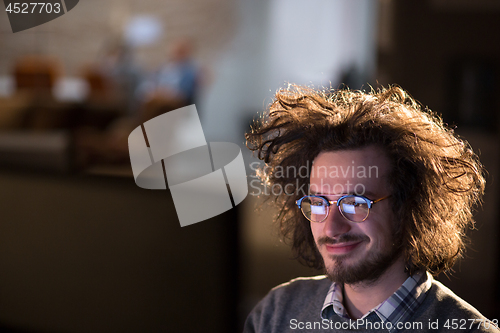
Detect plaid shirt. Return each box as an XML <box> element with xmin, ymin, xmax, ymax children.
<box><xmin>321</xmin><ymin>272</ymin><xmax>431</xmax><ymax>332</ymax></box>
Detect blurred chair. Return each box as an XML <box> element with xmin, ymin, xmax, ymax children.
<box><xmin>82</xmin><ymin>65</ymin><xmax>114</xmax><ymax>100</ymax></box>
<box><xmin>0</xmin><ymin>96</ymin><xmax>30</xmax><ymax>130</ymax></box>
<box><xmin>13</xmin><ymin>55</ymin><xmax>61</xmax><ymax>92</ymax></box>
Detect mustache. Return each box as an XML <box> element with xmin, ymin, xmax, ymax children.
<box><xmin>317</xmin><ymin>234</ymin><xmax>369</xmax><ymax>246</ymax></box>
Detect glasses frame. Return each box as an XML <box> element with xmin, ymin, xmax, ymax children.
<box><xmin>295</xmin><ymin>194</ymin><xmax>391</xmax><ymax>223</ymax></box>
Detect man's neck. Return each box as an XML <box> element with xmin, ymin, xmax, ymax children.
<box><xmin>342</xmin><ymin>257</ymin><xmax>408</xmax><ymax>319</ymax></box>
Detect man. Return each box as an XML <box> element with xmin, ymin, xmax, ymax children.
<box><xmin>244</xmin><ymin>85</ymin><xmax>498</xmax><ymax>332</ymax></box>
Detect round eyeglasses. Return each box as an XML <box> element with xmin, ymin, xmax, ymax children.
<box><xmin>295</xmin><ymin>194</ymin><xmax>391</xmax><ymax>223</ymax></box>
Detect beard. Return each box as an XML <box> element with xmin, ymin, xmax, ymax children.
<box><xmin>317</xmin><ymin>233</ymin><xmax>402</xmax><ymax>285</ymax></box>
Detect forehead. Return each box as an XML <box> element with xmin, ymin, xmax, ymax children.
<box><xmin>310</xmin><ymin>146</ymin><xmax>391</xmax><ymax>194</ymax></box>
<box><xmin>313</xmin><ymin>147</ymin><xmax>390</xmax><ymax>171</ymax></box>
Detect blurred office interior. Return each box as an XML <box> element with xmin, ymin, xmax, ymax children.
<box><xmin>0</xmin><ymin>0</ymin><xmax>499</xmax><ymax>332</ymax></box>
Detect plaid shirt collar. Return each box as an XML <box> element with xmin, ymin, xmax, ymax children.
<box><xmin>321</xmin><ymin>271</ymin><xmax>431</xmax><ymax>328</ymax></box>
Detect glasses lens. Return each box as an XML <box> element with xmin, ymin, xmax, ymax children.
<box><xmin>339</xmin><ymin>196</ymin><xmax>369</xmax><ymax>222</ymax></box>
<box><xmin>300</xmin><ymin>196</ymin><xmax>328</xmax><ymax>222</ymax></box>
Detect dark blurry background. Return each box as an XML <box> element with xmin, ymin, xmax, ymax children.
<box><xmin>0</xmin><ymin>0</ymin><xmax>499</xmax><ymax>332</ymax></box>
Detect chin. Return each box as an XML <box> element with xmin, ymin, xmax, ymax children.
<box><xmin>323</xmin><ymin>249</ymin><xmax>401</xmax><ymax>285</ymax></box>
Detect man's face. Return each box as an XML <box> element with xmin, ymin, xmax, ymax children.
<box><xmin>309</xmin><ymin>146</ymin><xmax>402</xmax><ymax>285</ymax></box>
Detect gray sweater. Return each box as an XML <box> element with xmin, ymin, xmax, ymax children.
<box><xmin>244</xmin><ymin>276</ymin><xmax>499</xmax><ymax>332</ymax></box>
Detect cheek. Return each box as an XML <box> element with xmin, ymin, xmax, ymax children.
<box><xmin>373</xmin><ymin>233</ymin><xmax>389</xmax><ymax>249</ymax></box>
<box><xmin>363</xmin><ymin>224</ymin><xmax>389</xmax><ymax>247</ymax></box>
<box><xmin>365</xmin><ymin>209</ymin><xmax>396</xmax><ymax>247</ymax></box>
<box><xmin>309</xmin><ymin>223</ymin><xmax>323</xmax><ymax>242</ymax></box>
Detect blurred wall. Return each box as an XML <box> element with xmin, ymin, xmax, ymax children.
<box><xmin>377</xmin><ymin>0</ymin><xmax>500</xmax><ymax>128</ymax></box>
<box><xmin>201</xmin><ymin>0</ymin><xmax>378</xmax><ymax>145</ymax></box>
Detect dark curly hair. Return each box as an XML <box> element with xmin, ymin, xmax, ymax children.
<box><xmin>246</xmin><ymin>84</ymin><xmax>485</xmax><ymax>276</ymax></box>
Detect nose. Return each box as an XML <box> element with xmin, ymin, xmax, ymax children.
<box><xmin>322</xmin><ymin>205</ymin><xmax>352</xmax><ymax>238</ymax></box>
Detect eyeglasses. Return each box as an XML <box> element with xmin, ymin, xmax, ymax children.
<box><xmin>295</xmin><ymin>194</ymin><xmax>391</xmax><ymax>223</ymax></box>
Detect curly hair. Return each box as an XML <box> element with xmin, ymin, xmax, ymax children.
<box><xmin>246</xmin><ymin>84</ymin><xmax>485</xmax><ymax>276</ymax></box>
